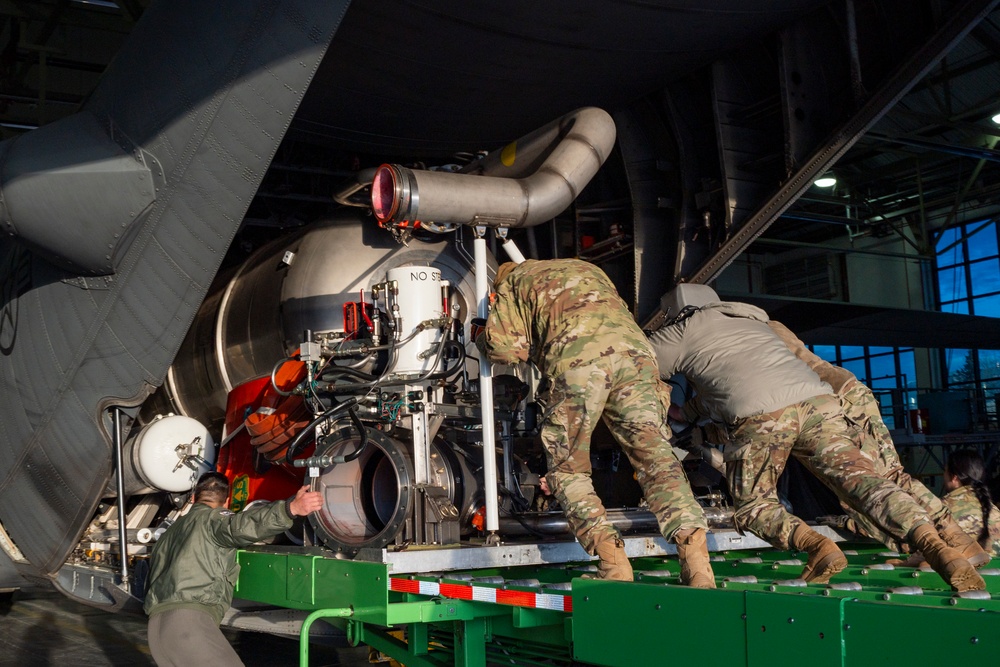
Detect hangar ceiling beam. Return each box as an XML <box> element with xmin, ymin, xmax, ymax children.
<box><xmin>689</xmin><ymin>0</ymin><xmax>1000</xmax><ymax>286</ymax></box>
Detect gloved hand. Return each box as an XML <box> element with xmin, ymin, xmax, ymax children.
<box><xmin>469</xmin><ymin>317</ymin><xmax>487</xmax><ymax>342</ymax></box>
<box><xmin>470</xmin><ymin>317</ymin><xmax>488</xmax><ymax>356</ymax></box>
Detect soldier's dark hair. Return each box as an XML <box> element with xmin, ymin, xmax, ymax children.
<box><xmin>945</xmin><ymin>450</ymin><xmax>992</xmax><ymax>548</ymax></box>
<box><xmin>194</xmin><ymin>471</ymin><xmax>230</xmax><ymax>504</ymax></box>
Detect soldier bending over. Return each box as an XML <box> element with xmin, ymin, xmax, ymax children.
<box><xmin>649</xmin><ymin>285</ymin><xmax>984</xmax><ymax>592</ymax></box>
<box><xmin>478</xmin><ymin>259</ymin><xmax>714</xmax><ymax>586</ymax></box>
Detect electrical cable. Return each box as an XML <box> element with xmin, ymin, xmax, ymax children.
<box><xmin>283</xmin><ymin>397</ymin><xmax>360</xmax><ymax>465</ymax></box>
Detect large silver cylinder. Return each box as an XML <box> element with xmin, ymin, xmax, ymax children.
<box><xmin>156</xmin><ymin>213</ymin><xmax>481</xmax><ymax>430</ymax></box>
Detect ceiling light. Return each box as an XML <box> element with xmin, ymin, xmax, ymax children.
<box><xmin>992</xmin><ymin>112</ymin><xmax>1000</xmax><ymax>125</ymax></box>
<box><xmin>814</xmin><ymin>175</ymin><xmax>837</xmax><ymax>188</ymax></box>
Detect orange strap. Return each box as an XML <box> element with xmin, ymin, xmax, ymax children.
<box><xmin>244</xmin><ymin>354</ymin><xmax>311</xmax><ymax>461</ymax></box>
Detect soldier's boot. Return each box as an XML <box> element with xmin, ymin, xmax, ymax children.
<box><xmin>581</xmin><ymin>536</ymin><xmax>633</xmax><ymax>582</ymax></box>
<box><xmin>909</xmin><ymin>523</ymin><xmax>985</xmax><ymax>592</ymax></box>
<box><xmin>675</xmin><ymin>528</ymin><xmax>716</xmax><ymax>589</ymax></box>
<box><xmin>937</xmin><ymin>518</ymin><xmax>991</xmax><ymax>568</ymax></box>
<box><xmin>790</xmin><ymin>525</ymin><xmax>848</xmax><ymax>584</ymax></box>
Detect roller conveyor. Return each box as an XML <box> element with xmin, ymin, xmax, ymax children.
<box><xmin>234</xmin><ymin>541</ymin><xmax>1000</xmax><ymax>666</ymax></box>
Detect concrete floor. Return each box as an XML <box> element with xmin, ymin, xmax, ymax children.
<box><xmin>0</xmin><ymin>585</ymin><xmax>372</xmax><ymax>667</ymax></box>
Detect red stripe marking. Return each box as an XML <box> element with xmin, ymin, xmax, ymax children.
<box><xmin>496</xmin><ymin>589</ymin><xmax>536</xmax><ymax>607</ymax></box>
<box><xmin>390</xmin><ymin>577</ymin><xmax>572</xmax><ymax>613</ymax></box>
<box><xmin>391</xmin><ymin>578</ymin><xmax>420</xmax><ymax>594</ymax></box>
<box><xmin>439</xmin><ymin>583</ymin><xmax>474</xmax><ymax>600</ymax></box>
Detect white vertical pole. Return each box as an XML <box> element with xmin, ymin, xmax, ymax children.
<box><xmin>474</xmin><ymin>230</ymin><xmax>500</xmax><ymax>534</ymax></box>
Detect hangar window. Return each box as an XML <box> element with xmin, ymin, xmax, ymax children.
<box><xmin>935</xmin><ymin>222</ymin><xmax>1000</xmax><ymax>413</ymax></box>
<box><xmin>935</xmin><ymin>221</ymin><xmax>1000</xmax><ymax>317</ymax></box>
<box><xmin>810</xmin><ymin>345</ymin><xmax>916</xmax><ymax>429</ymax></box>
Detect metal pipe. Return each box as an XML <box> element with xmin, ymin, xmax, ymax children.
<box><xmin>846</xmin><ymin>0</ymin><xmax>867</xmax><ymax>103</ymax></box>
<box><xmin>113</xmin><ymin>408</ymin><xmax>129</xmax><ymax>590</ymax></box>
<box><xmin>373</xmin><ymin>107</ymin><xmax>616</xmax><ymax>229</ymax></box>
<box><xmin>474</xmin><ymin>233</ymin><xmax>500</xmax><ymax>535</ymax></box>
<box><xmin>526</xmin><ymin>227</ymin><xmax>540</xmax><ymax>259</ymax></box>
<box><xmin>300</xmin><ymin>607</ymin><xmax>354</xmax><ymax>666</ymax></box>
<box><xmin>332</xmin><ymin>167</ymin><xmax>378</xmax><ymax>206</ymax></box>
<box><xmin>498</xmin><ymin>507</ymin><xmax>734</xmax><ymax>537</ymax></box>
<box><xmin>501</xmin><ymin>238</ymin><xmax>527</xmax><ymax>263</ymax></box>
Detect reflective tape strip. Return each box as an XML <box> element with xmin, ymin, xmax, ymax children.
<box><xmin>439</xmin><ymin>582</ymin><xmax>474</xmax><ymax>600</ymax></box>
<box><xmin>535</xmin><ymin>592</ymin><xmax>571</xmax><ymax>612</ymax></box>
<box><xmin>472</xmin><ymin>586</ymin><xmax>497</xmax><ymax>603</ymax></box>
<box><xmin>389</xmin><ymin>577</ymin><xmax>571</xmax><ymax>612</ymax></box>
<box><xmin>391</xmin><ymin>578</ymin><xmax>420</xmax><ymax>594</ymax></box>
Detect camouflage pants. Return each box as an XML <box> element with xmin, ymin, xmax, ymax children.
<box><xmin>726</xmin><ymin>394</ymin><xmax>931</xmax><ymax>550</ymax></box>
<box><xmin>541</xmin><ymin>353</ymin><xmax>706</xmax><ymax>554</ymax></box>
<box><xmin>838</xmin><ymin>381</ymin><xmax>949</xmax><ymax>551</ymax></box>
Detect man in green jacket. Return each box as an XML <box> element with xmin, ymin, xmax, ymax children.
<box><xmin>144</xmin><ymin>472</ymin><xmax>323</xmax><ymax>666</ymax></box>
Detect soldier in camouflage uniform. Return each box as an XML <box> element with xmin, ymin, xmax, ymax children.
<box><xmin>941</xmin><ymin>450</ymin><xmax>1000</xmax><ymax>557</ymax></box>
<box><xmin>769</xmin><ymin>320</ymin><xmax>990</xmax><ymax>567</ymax></box>
<box><xmin>648</xmin><ymin>285</ymin><xmax>984</xmax><ymax>591</ymax></box>
<box><xmin>480</xmin><ymin>259</ymin><xmax>714</xmax><ymax>586</ymax></box>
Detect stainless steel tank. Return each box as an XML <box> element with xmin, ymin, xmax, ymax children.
<box><xmin>156</xmin><ymin>213</ymin><xmax>480</xmax><ymax>430</ymax></box>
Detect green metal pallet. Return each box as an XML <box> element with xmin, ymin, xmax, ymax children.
<box><xmin>233</xmin><ymin>544</ymin><xmax>1000</xmax><ymax>666</ymax></box>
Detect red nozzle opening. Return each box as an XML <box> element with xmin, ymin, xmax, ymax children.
<box><xmin>371</xmin><ymin>164</ymin><xmax>400</xmax><ymax>225</ymax></box>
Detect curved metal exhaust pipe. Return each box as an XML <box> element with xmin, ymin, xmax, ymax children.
<box><xmin>371</xmin><ymin>107</ymin><xmax>616</xmax><ymax>229</ymax></box>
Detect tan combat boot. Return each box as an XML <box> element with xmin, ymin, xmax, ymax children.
<box><xmin>937</xmin><ymin>518</ymin><xmax>992</xmax><ymax>568</ymax></box>
<box><xmin>909</xmin><ymin>523</ymin><xmax>985</xmax><ymax>592</ymax></box>
<box><xmin>582</xmin><ymin>535</ymin><xmax>634</xmax><ymax>581</ymax></box>
<box><xmin>790</xmin><ymin>525</ymin><xmax>848</xmax><ymax>584</ymax></box>
<box><xmin>674</xmin><ymin>527</ymin><xmax>716</xmax><ymax>589</ymax></box>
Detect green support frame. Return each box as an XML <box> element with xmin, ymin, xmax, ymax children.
<box><xmin>232</xmin><ymin>544</ymin><xmax>1000</xmax><ymax>666</ymax></box>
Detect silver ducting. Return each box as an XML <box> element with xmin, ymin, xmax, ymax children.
<box><xmin>371</xmin><ymin>107</ymin><xmax>616</xmax><ymax>229</ymax></box>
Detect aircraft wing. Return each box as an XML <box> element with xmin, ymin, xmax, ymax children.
<box><xmin>0</xmin><ymin>0</ymin><xmax>350</xmax><ymax>577</ymax></box>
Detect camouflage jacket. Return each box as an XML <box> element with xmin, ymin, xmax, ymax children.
<box><xmin>483</xmin><ymin>259</ymin><xmax>654</xmax><ymax>378</ymax></box>
<box><xmin>647</xmin><ymin>301</ymin><xmax>831</xmax><ymax>424</ymax></box>
<box><xmin>942</xmin><ymin>485</ymin><xmax>1000</xmax><ymax>557</ymax></box>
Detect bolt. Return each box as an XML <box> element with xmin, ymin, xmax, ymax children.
<box><xmin>971</xmin><ymin>637</ymin><xmax>979</xmax><ymax>645</ymax></box>
<box><xmin>788</xmin><ymin>618</ymin><xmax>795</xmax><ymax>624</ymax></box>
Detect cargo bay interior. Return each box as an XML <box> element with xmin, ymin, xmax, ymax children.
<box><xmin>2</xmin><ymin>1</ymin><xmax>1000</xmax><ymax>665</ymax></box>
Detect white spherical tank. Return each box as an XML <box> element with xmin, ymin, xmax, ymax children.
<box><xmin>387</xmin><ymin>266</ymin><xmax>445</xmax><ymax>375</ymax></box>
<box><xmin>128</xmin><ymin>415</ymin><xmax>217</xmax><ymax>493</ymax></box>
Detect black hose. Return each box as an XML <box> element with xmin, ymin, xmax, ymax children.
<box><xmin>501</xmin><ymin>507</ymin><xmax>555</xmax><ymax>539</ymax></box>
<box><xmin>283</xmin><ymin>397</ymin><xmax>360</xmax><ymax>465</ymax></box>
<box><xmin>435</xmin><ymin>340</ymin><xmax>468</xmax><ymax>380</ymax></box>
<box><xmin>319</xmin><ymin>365</ymin><xmax>379</xmax><ymax>382</ymax></box>
<box><xmin>321</xmin><ymin>329</ymin><xmax>458</xmax><ymax>393</ymax></box>
<box><xmin>339</xmin><ymin>406</ymin><xmax>370</xmax><ymax>463</ymax></box>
